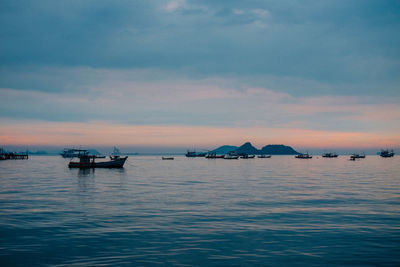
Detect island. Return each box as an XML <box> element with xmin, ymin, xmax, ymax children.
<box><xmin>209</xmin><ymin>142</ymin><xmax>299</xmax><ymax>155</ymax></box>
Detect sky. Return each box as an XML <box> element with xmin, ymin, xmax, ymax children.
<box><xmin>1</xmin><ymin>0</ymin><xmax>399</xmax><ymax>151</ymax></box>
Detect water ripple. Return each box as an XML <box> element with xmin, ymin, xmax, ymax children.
<box><xmin>0</xmin><ymin>155</ymin><xmax>399</xmax><ymax>266</ymax></box>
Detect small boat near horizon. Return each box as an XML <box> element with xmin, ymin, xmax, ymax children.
<box><xmin>240</xmin><ymin>154</ymin><xmax>255</xmax><ymax>159</ymax></box>
<box><xmin>206</xmin><ymin>152</ymin><xmax>225</xmax><ymax>159</ymax></box>
<box><xmin>380</xmin><ymin>149</ymin><xmax>395</xmax><ymax>158</ymax></box>
<box><xmin>185</xmin><ymin>150</ymin><xmax>207</xmax><ymax>157</ymax></box>
<box><xmin>350</xmin><ymin>153</ymin><xmax>366</xmax><ymax>160</ymax></box>
<box><xmin>110</xmin><ymin>146</ymin><xmax>123</xmax><ymax>160</ymax></box>
<box><xmin>257</xmin><ymin>154</ymin><xmax>271</xmax><ymax>158</ymax></box>
<box><xmin>322</xmin><ymin>152</ymin><xmax>338</xmax><ymax>158</ymax></box>
<box><xmin>60</xmin><ymin>148</ymin><xmax>86</xmax><ymax>158</ymax></box>
<box><xmin>224</xmin><ymin>151</ymin><xmax>239</xmax><ymax>159</ymax></box>
<box><xmin>295</xmin><ymin>153</ymin><xmax>312</xmax><ymax>159</ymax></box>
<box><xmin>224</xmin><ymin>155</ymin><xmax>239</xmax><ymax>159</ymax></box>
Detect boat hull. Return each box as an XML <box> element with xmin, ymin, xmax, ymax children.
<box><xmin>350</xmin><ymin>155</ymin><xmax>365</xmax><ymax>159</ymax></box>
<box><xmin>295</xmin><ymin>155</ymin><xmax>312</xmax><ymax>159</ymax></box>
<box><xmin>206</xmin><ymin>155</ymin><xmax>225</xmax><ymax>159</ymax></box>
<box><xmin>68</xmin><ymin>157</ymin><xmax>127</xmax><ymax>168</ymax></box>
<box><xmin>224</xmin><ymin>156</ymin><xmax>239</xmax><ymax>159</ymax></box>
<box><xmin>186</xmin><ymin>154</ymin><xmax>206</xmax><ymax>157</ymax></box>
<box><xmin>380</xmin><ymin>150</ymin><xmax>394</xmax><ymax>157</ymax></box>
<box><xmin>241</xmin><ymin>155</ymin><xmax>255</xmax><ymax>159</ymax></box>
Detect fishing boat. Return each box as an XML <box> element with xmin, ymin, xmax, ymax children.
<box><xmin>295</xmin><ymin>153</ymin><xmax>312</xmax><ymax>159</ymax></box>
<box><xmin>185</xmin><ymin>150</ymin><xmax>207</xmax><ymax>157</ymax></box>
<box><xmin>60</xmin><ymin>148</ymin><xmax>85</xmax><ymax>158</ymax></box>
<box><xmin>240</xmin><ymin>154</ymin><xmax>255</xmax><ymax>159</ymax></box>
<box><xmin>380</xmin><ymin>149</ymin><xmax>395</xmax><ymax>158</ymax></box>
<box><xmin>110</xmin><ymin>146</ymin><xmax>123</xmax><ymax>160</ymax></box>
<box><xmin>205</xmin><ymin>152</ymin><xmax>225</xmax><ymax>159</ymax></box>
<box><xmin>68</xmin><ymin>152</ymin><xmax>127</xmax><ymax>168</ymax></box>
<box><xmin>322</xmin><ymin>152</ymin><xmax>338</xmax><ymax>158</ymax></box>
<box><xmin>257</xmin><ymin>155</ymin><xmax>271</xmax><ymax>158</ymax></box>
<box><xmin>224</xmin><ymin>154</ymin><xmax>239</xmax><ymax>159</ymax></box>
<box><xmin>350</xmin><ymin>153</ymin><xmax>366</xmax><ymax>160</ymax></box>
<box><xmin>162</xmin><ymin>157</ymin><xmax>174</xmax><ymax>160</ymax></box>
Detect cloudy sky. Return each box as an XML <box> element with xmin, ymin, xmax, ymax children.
<box><xmin>1</xmin><ymin>0</ymin><xmax>399</xmax><ymax>150</ymax></box>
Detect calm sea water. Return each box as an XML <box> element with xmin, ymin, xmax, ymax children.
<box><xmin>0</xmin><ymin>155</ymin><xmax>399</xmax><ymax>266</ymax></box>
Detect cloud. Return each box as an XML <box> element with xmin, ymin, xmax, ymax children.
<box><xmin>1</xmin><ymin>67</ymin><xmax>399</xmax><ymax>135</ymax></box>
<box><xmin>0</xmin><ymin>0</ymin><xmax>399</xmax><ymax>93</ymax></box>
<box><xmin>251</xmin><ymin>8</ymin><xmax>270</xmax><ymax>18</ymax></box>
<box><xmin>165</xmin><ymin>0</ymin><xmax>186</xmax><ymax>12</ymax></box>
<box><xmin>233</xmin><ymin>9</ymin><xmax>244</xmax><ymax>15</ymax></box>
<box><xmin>1</xmin><ymin>120</ymin><xmax>399</xmax><ymax>149</ymax></box>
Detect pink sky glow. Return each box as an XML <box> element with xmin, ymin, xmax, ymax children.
<box><xmin>1</xmin><ymin>121</ymin><xmax>399</xmax><ymax>149</ymax></box>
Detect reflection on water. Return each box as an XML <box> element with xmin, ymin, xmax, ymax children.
<box><xmin>77</xmin><ymin>173</ymin><xmax>95</xmax><ymax>192</ymax></box>
<box><xmin>77</xmin><ymin>168</ymin><xmax>95</xmax><ymax>177</ymax></box>
<box><xmin>0</xmin><ymin>155</ymin><xmax>399</xmax><ymax>266</ymax></box>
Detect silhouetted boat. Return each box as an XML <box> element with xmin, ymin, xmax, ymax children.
<box><xmin>322</xmin><ymin>152</ymin><xmax>338</xmax><ymax>158</ymax></box>
<box><xmin>350</xmin><ymin>153</ymin><xmax>365</xmax><ymax>160</ymax></box>
<box><xmin>69</xmin><ymin>152</ymin><xmax>127</xmax><ymax>168</ymax></box>
<box><xmin>241</xmin><ymin>154</ymin><xmax>255</xmax><ymax>159</ymax></box>
<box><xmin>162</xmin><ymin>157</ymin><xmax>174</xmax><ymax>160</ymax></box>
<box><xmin>110</xmin><ymin>146</ymin><xmax>123</xmax><ymax>160</ymax></box>
<box><xmin>205</xmin><ymin>152</ymin><xmax>225</xmax><ymax>159</ymax></box>
<box><xmin>295</xmin><ymin>153</ymin><xmax>312</xmax><ymax>159</ymax></box>
<box><xmin>380</xmin><ymin>149</ymin><xmax>395</xmax><ymax>158</ymax></box>
<box><xmin>60</xmin><ymin>148</ymin><xmax>86</xmax><ymax>158</ymax></box>
<box><xmin>224</xmin><ymin>155</ymin><xmax>239</xmax><ymax>159</ymax></box>
<box><xmin>185</xmin><ymin>150</ymin><xmax>207</xmax><ymax>157</ymax></box>
<box><xmin>257</xmin><ymin>155</ymin><xmax>271</xmax><ymax>158</ymax></box>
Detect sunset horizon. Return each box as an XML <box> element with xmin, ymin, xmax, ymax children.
<box><xmin>1</xmin><ymin>1</ymin><xmax>399</xmax><ymax>265</ymax></box>
<box><xmin>1</xmin><ymin>1</ymin><xmax>399</xmax><ymax>150</ymax></box>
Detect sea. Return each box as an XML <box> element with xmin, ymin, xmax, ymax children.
<box><xmin>0</xmin><ymin>155</ymin><xmax>399</xmax><ymax>266</ymax></box>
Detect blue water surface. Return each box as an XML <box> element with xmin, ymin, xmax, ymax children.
<box><xmin>0</xmin><ymin>156</ymin><xmax>399</xmax><ymax>266</ymax></box>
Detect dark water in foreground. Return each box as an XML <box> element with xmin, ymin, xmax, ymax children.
<box><xmin>0</xmin><ymin>156</ymin><xmax>399</xmax><ymax>266</ymax></box>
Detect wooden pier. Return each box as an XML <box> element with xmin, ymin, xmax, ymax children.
<box><xmin>0</xmin><ymin>148</ymin><xmax>29</xmax><ymax>160</ymax></box>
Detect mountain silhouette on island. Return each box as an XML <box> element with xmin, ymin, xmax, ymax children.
<box><xmin>210</xmin><ymin>142</ymin><xmax>299</xmax><ymax>155</ymax></box>
<box><xmin>235</xmin><ymin>142</ymin><xmax>260</xmax><ymax>155</ymax></box>
<box><xmin>210</xmin><ymin>145</ymin><xmax>239</xmax><ymax>155</ymax></box>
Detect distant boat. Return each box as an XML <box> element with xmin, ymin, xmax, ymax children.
<box><xmin>295</xmin><ymin>153</ymin><xmax>312</xmax><ymax>159</ymax></box>
<box><xmin>111</xmin><ymin>146</ymin><xmax>121</xmax><ymax>156</ymax></box>
<box><xmin>69</xmin><ymin>153</ymin><xmax>127</xmax><ymax>168</ymax></box>
<box><xmin>380</xmin><ymin>149</ymin><xmax>395</xmax><ymax>158</ymax></box>
<box><xmin>185</xmin><ymin>150</ymin><xmax>207</xmax><ymax>157</ymax></box>
<box><xmin>350</xmin><ymin>153</ymin><xmax>366</xmax><ymax>160</ymax></box>
<box><xmin>224</xmin><ymin>154</ymin><xmax>239</xmax><ymax>159</ymax></box>
<box><xmin>110</xmin><ymin>146</ymin><xmax>122</xmax><ymax>160</ymax></box>
<box><xmin>162</xmin><ymin>157</ymin><xmax>174</xmax><ymax>160</ymax></box>
<box><xmin>257</xmin><ymin>155</ymin><xmax>271</xmax><ymax>158</ymax></box>
<box><xmin>322</xmin><ymin>152</ymin><xmax>338</xmax><ymax>158</ymax></box>
<box><xmin>240</xmin><ymin>154</ymin><xmax>255</xmax><ymax>159</ymax></box>
<box><xmin>205</xmin><ymin>152</ymin><xmax>225</xmax><ymax>159</ymax></box>
<box><xmin>60</xmin><ymin>148</ymin><xmax>86</xmax><ymax>158</ymax></box>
